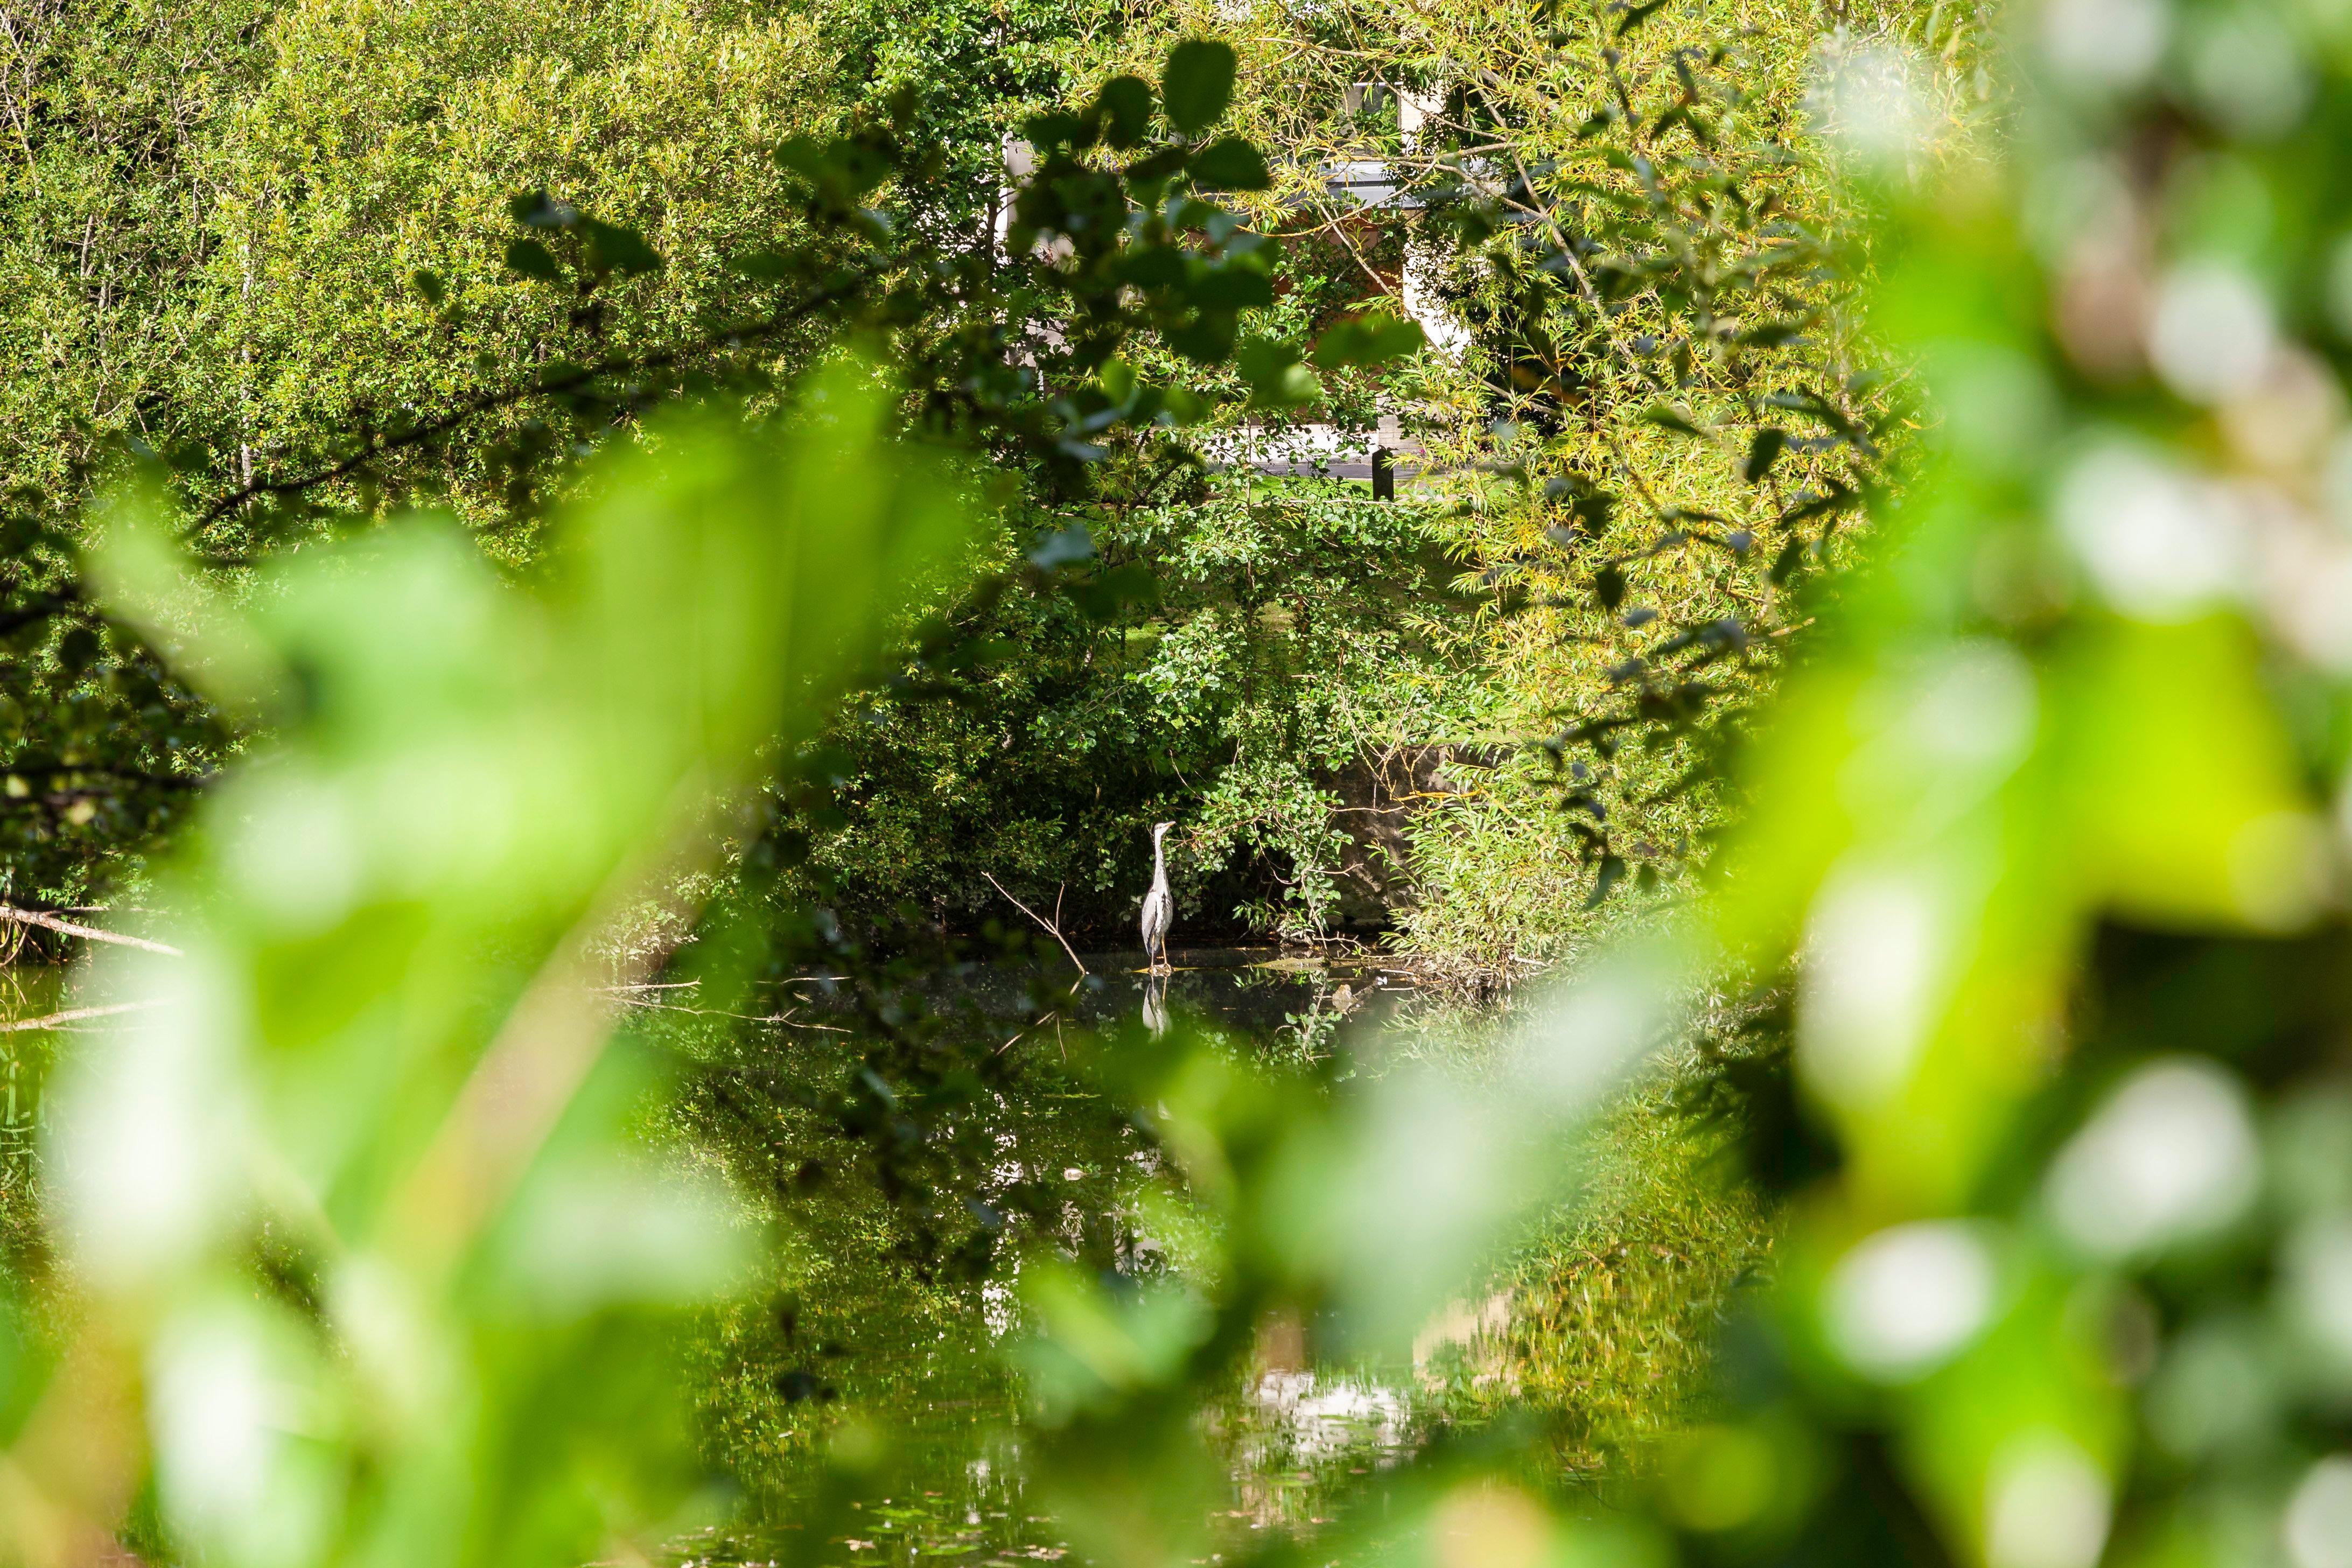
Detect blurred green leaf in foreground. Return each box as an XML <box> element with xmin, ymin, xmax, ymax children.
<box><xmin>930</xmin><ymin>7</ymin><xmax>2352</xmax><ymax>1568</ymax></box>
<box><xmin>2</xmin><ymin>361</ymin><xmax>973</xmax><ymax>1568</ymax></box>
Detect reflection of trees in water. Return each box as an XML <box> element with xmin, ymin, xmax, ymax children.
<box><xmin>667</xmin><ymin>988</ymin><xmax>1181</xmax><ymax>1558</ymax></box>
<box><xmin>666</xmin><ymin>956</ymin><xmax>1460</xmax><ymax>1560</ymax></box>
<box><xmin>1226</xmin><ymin>1370</ymin><xmax>1413</xmax><ymax>1524</ymax></box>
<box><xmin>0</xmin><ymin>969</ymin><xmax>65</xmax><ymax>1279</ymax></box>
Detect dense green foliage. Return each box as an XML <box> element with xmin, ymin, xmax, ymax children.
<box><xmin>5</xmin><ymin>0</ymin><xmax>852</xmax><ymax>901</ymax></box>
<box><xmin>783</xmin><ymin>486</ymin><xmax>1460</xmax><ymax>940</ymax></box>
<box><xmin>4</xmin><ymin>0</ymin><xmax>1880</xmax><ymax>961</ymax></box>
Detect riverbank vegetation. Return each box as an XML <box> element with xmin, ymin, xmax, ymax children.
<box><xmin>5</xmin><ymin>0</ymin><xmax>1910</xmax><ymax>973</ymax></box>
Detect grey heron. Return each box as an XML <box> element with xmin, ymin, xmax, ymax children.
<box><xmin>1140</xmin><ymin>821</ymin><xmax>1175</xmax><ymax>975</ymax></box>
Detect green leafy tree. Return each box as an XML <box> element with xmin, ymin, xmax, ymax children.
<box><xmin>0</xmin><ymin>42</ymin><xmax>1440</xmax><ymax>1564</ymax></box>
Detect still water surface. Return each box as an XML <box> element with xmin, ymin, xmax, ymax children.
<box><xmin>660</xmin><ymin>947</ymin><xmax>1469</xmax><ymax>1566</ymax></box>
<box><xmin>0</xmin><ymin>950</ymin><xmax>1493</xmax><ymax>1568</ymax></box>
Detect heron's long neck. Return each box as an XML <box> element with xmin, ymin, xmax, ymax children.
<box><xmin>1151</xmin><ymin>835</ymin><xmax>1168</xmax><ymax>891</ymax></box>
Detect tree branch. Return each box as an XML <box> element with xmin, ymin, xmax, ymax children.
<box><xmin>194</xmin><ymin>277</ymin><xmax>866</xmax><ymax>528</ymax></box>
<box><xmin>0</xmin><ymin>999</ymin><xmax>162</xmax><ymax>1033</ymax></box>
<box><xmin>0</xmin><ymin>905</ymin><xmax>181</xmax><ymax>956</ymax></box>
<box><xmin>982</xmin><ymin>872</ymin><xmax>1088</xmax><ymax>977</ymax></box>
<box><xmin>3</xmin><ymin>761</ymin><xmax>210</xmax><ymax>791</ymax></box>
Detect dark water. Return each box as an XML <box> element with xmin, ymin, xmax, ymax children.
<box><xmin>659</xmin><ymin>947</ymin><xmax>1455</xmax><ymax>1567</ymax></box>
<box><xmin>885</xmin><ymin>943</ymin><xmax>1426</xmax><ymax>1032</ymax></box>
<box><xmin>0</xmin><ymin>954</ymin><xmax>1461</xmax><ymax>1567</ymax></box>
<box><xmin>0</xmin><ymin>968</ymin><xmax>62</xmax><ymax>1168</ymax></box>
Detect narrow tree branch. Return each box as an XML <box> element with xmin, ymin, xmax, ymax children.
<box><xmin>195</xmin><ymin>277</ymin><xmax>866</xmax><ymax>528</ymax></box>
<box><xmin>982</xmin><ymin>872</ymin><xmax>1088</xmax><ymax>976</ymax></box>
<box><xmin>0</xmin><ymin>999</ymin><xmax>162</xmax><ymax>1033</ymax></box>
<box><xmin>0</xmin><ymin>905</ymin><xmax>181</xmax><ymax>956</ymax></box>
<box><xmin>2</xmin><ymin>762</ymin><xmax>210</xmax><ymax>792</ymax></box>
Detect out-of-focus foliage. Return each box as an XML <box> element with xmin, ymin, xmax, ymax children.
<box><xmin>37</xmin><ymin>3</ymin><xmax>2352</xmax><ymax>1568</ymax></box>
<box><xmin>939</xmin><ymin>2</ymin><xmax>2352</xmax><ymax>1566</ymax></box>
<box><xmin>1671</xmin><ymin>0</ymin><xmax>2352</xmax><ymax>1556</ymax></box>
<box><xmin>4</xmin><ymin>366</ymin><xmax>971</xmax><ymax>1567</ymax></box>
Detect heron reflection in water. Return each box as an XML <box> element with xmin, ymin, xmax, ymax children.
<box><xmin>1141</xmin><ymin>971</ymin><xmax>1170</xmax><ymax>1038</ymax></box>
